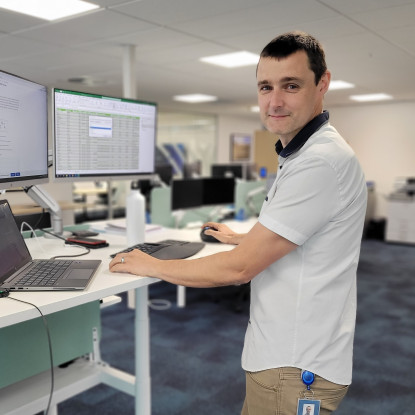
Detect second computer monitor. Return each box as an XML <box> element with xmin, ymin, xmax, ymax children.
<box><xmin>53</xmin><ymin>89</ymin><xmax>157</xmax><ymax>182</ymax></box>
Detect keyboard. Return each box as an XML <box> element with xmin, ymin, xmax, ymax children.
<box><xmin>110</xmin><ymin>239</ymin><xmax>205</xmax><ymax>260</ymax></box>
<box><xmin>16</xmin><ymin>260</ymin><xmax>72</xmax><ymax>287</ymax></box>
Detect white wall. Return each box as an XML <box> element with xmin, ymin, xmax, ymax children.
<box><xmin>329</xmin><ymin>101</ymin><xmax>415</xmax><ymax>218</ymax></box>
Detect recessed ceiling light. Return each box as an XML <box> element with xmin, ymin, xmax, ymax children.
<box><xmin>0</xmin><ymin>0</ymin><xmax>99</xmax><ymax>21</ymax></box>
<box><xmin>250</xmin><ymin>106</ymin><xmax>260</xmax><ymax>113</ymax></box>
<box><xmin>349</xmin><ymin>93</ymin><xmax>393</xmax><ymax>102</ymax></box>
<box><xmin>200</xmin><ymin>51</ymin><xmax>259</xmax><ymax>68</ymax></box>
<box><xmin>329</xmin><ymin>80</ymin><xmax>355</xmax><ymax>91</ymax></box>
<box><xmin>173</xmin><ymin>94</ymin><xmax>218</xmax><ymax>103</ymax></box>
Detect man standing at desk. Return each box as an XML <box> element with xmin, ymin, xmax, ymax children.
<box><xmin>110</xmin><ymin>31</ymin><xmax>367</xmax><ymax>415</ymax></box>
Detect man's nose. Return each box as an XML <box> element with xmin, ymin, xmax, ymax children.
<box><xmin>269</xmin><ymin>89</ymin><xmax>283</xmax><ymax>108</ymax></box>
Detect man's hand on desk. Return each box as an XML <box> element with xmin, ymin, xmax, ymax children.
<box><xmin>109</xmin><ymin>250</ymin><xmax>158</xmax><ymax>277</ymax></box>
<box><xmin>201</xmin><ymin>221</ymin><xmax>246</xmax><ymax>245</ymax></box>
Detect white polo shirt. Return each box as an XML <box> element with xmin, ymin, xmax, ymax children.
<box><xmin>241</xmin><ymin>122</ymin><xmax>367</xmax><ymax>385</ymax></box>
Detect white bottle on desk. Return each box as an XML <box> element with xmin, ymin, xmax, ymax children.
<box><xmin>126</xmin><ymin>181</ymin><xmax>145</xmax><ymax>246</ymax></box>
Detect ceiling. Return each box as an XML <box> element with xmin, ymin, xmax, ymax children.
<box><xmin>1</xmin><ymin>0</ymin><xmax>415</xmax><ymax>120</ymax></box>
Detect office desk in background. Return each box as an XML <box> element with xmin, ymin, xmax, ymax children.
<box><xmin>10</xmin><ymin>201</ymin><xmax>92</xmax><ymax>216</ymax></box>
<box><xmin>0</xmin><ymin>230</ymin><xmax>159</xmax><ymax>415</ymax></box>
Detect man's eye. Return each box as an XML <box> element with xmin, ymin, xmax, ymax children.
<box><xmin>286</xmin><ymin>84</ymin><xmax>299</xmax><ymax>91</ymax></box>
<box><xmin>259</xmin><ymin>85</ymin><xmax>271</xmax><ymax>92</ymax></box>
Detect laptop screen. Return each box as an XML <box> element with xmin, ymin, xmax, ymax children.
<box><xmin>0</xmin><ymin>200</ymin><xmax>32</xmax><ymax>283</ymax></box>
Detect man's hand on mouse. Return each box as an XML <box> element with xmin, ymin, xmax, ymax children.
<box><xmin>201</xmin><ymin>222</ymin><xmax>245</xmax><ymax>245</ymax></box>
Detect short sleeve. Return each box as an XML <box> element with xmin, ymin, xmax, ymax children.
<box><xmin>259</xmin><ymin>156</ymin><xmax>340</xmax><ymax>245</ymax></box>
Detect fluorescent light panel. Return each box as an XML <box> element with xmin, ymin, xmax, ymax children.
<box><xmin>329</xmin><ymin>80</ymin><xmax>355</xmax><ymax>91</ymax></box>
<box><xmin>173</xmin><ymin>94</ymin><xmax>217</xmax><ymax>103</ymax></box>
<box><xmin>349</xmin><ymin>93</ymin><xmax>393</xmax><ymax>102</ymax></box>
<box><xmin>200</xmin><ymin>51</ymin><xmax>259</xmax><ymax>68</ymax></box>
<box><xmin>0</xmin><ymin>0</ymin><xmax>99</xmax><ymax>21</ymax></box>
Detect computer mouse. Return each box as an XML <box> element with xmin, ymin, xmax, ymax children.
<box><xmin>200</xmin><ymin>226</ymin><xmax>221</xmax><ymax>243</ymax></box>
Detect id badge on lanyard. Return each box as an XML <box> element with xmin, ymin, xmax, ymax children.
<box><xmin>296</xmin><ymin>370</ymin><xmax>321</xmax><ymax>415</ymax></box>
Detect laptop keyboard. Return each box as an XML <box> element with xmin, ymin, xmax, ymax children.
<box><xmin>17</xmin><ymin>260</ymin><xmax>72</xmax><ymax>287</ymax></box>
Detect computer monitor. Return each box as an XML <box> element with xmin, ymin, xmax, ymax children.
<box><xmin>171</xmin><ymin>178</ymin><xmax>204</xmax><ymax>210</ymax></box>
<box><xmin>211</xmin><ymin>163</ymin><xmax>258</xmax><ymax>181</ymax></box>
<box><xmin>211</xmin><ymin>163</ymin><xmax>244</xmax><ymax>179</ymax></box>
<box><xmin>171</xmin><ymin>177</ymin><xmax>235</xmax><ymax>211</ymax></box>
<box><xmin>155</xmin><ymin>164</ymin><xmax>174</xmax><ymax>185</ymax></box>
<box><xmin>202</xmin><ymin>177</ymin><xmax>235</xmax><ymax>206</ymax></box>
<box><xmin>183</xmin><ymin>160</ymin><xmax>202</xmax><ymax>179</ymax></box>
<box><xmin>0</xmin><ymin>70</ymin><xmax>48</xmax><ymax>190</ymax></box>
<box><xmin>53</xmin><ymin>89</ymin><xmax>157</xmax><ymax>182</ymax></box>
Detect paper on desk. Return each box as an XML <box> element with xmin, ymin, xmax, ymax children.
<box><xmin>91</xmin><ymin>220</ymin><xmax>163</xmax><ymax>235</ymax></box>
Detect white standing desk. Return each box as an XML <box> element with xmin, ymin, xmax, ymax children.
<box><xmin>0</xmin><ymin>230</ymin><xmax>159</xmax><ymax>415</ymax></box>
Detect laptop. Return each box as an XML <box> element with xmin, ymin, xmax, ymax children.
<box><xmin>0</xmin><ymin>200</ymin><xmax>101</xmax><ymax>291</ymax></box>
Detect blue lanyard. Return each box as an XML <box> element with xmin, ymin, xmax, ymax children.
<box><xmin>301</xmin><ymin>370</ymin><xmax>315</xmax><ymax>390</ymax></box>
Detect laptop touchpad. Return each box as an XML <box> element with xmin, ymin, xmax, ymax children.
<box><xmin>65</xmin><ymin>269</ymin><xmax>93</xmax><ymax>279</ymax></box>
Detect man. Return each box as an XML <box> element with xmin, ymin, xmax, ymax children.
<box><xmin>305</xmin><ymin>406</ymin><xmax>313</xmax><ymax>415</ymax></box>
<box><xmin>110</xmin><ymin>31</ymin><xmax>367</xmax><ymax>414</ymax></box>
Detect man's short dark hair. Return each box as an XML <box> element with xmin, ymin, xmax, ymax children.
<box><xmin>260</xmin><ymin>31</ymin><xmax>327</xmax><ymax>85</ymax></box>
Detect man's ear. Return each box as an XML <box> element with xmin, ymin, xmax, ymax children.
<box><xmin>319</xmin><ymin>70</ymin><xmax>331</xmax><ymax>94</ymax></box>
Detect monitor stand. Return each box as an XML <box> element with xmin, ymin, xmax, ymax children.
<box><xmin>24</xmin><ymin>185</ymin><xmax>64</xmax><ymax>236</ymax></box>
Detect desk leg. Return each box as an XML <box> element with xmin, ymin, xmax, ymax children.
<box><xmin>135</xmin><ymin>286</ymin><xmax>151</xmax><ymax>415</ymax></box>
<box><xmin>177</xmin><ymin>285</ymin><xmax>186</xmax><ymax>308</ymax></box>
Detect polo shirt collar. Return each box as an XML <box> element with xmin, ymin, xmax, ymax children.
<box><xmin>275</xmin><ymin>111</ymin><xmax>329</xmax><ymax>157</ymax></box>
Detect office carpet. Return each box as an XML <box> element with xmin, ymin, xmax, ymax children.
<box><xmin>57</xmin><ymin>239</ymin><xmax>415</xmax><ymax>415</ymax></box>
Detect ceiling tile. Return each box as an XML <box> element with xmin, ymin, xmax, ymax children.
<box><xmin>113</xmin><ymin>0</ymin><xmax>277</xmax><ymax>26</ymax></box>
<box><xmin>350</xmin><ymin>3</ymin><xmax>415</xmax><ymax>31</ymax></box>
<box><xmin>15</xmin><ymin>9</ymin><xmax>154</xmax><ymax>47</ymax></box>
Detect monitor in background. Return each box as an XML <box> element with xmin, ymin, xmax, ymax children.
<box><xmin>183</xmin><ymin>160</ymin><xmax>202</xmax><ymax>179</ymax></box>
<box><xmin>155</xmin><ymin>164</ymin><xmax>173</xmax><ymax>185</ymax></box>
<box><xmin>202</xmin><ymin>177</ymin><xmax>235</xmax><ymax>206</ymax></box>
<box><xmin>171</xmin><ymin>177</ymin><xmax>235</xmax><ymax>211</ymax></box>
<box><xmin>211</xmin><ymin>163</ymin><xmax>243</xmax><ymax>179</ymax></box>
<box><xmin>211</xmin><ymin>163</ymin><xmax>258</xmax><ymax>181</ymax></box>
<box><xmin>171</xmin><ymin>178</ymin><xmax>204</xmax><ymax>210</ymax></box>
<box><xmin>53</xmin><ymin>89</ymin><xmax>157</xmax><ymax>182</ymax></box>
<box><xmin>0</xmin><ymin>70</ymin><xmax>48</xmax><ymax>190</ymax></box>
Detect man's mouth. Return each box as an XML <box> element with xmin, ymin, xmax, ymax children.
<box><xmin>269</xmin><ymin>113</ymin><xmax>289</xmax><ymax>119</ymax></box>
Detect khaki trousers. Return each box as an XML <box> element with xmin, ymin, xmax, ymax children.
<box><xmin>241</xmin><ymin>367</ymin><xmax>349</xmax><ymax>415</ymax></box>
